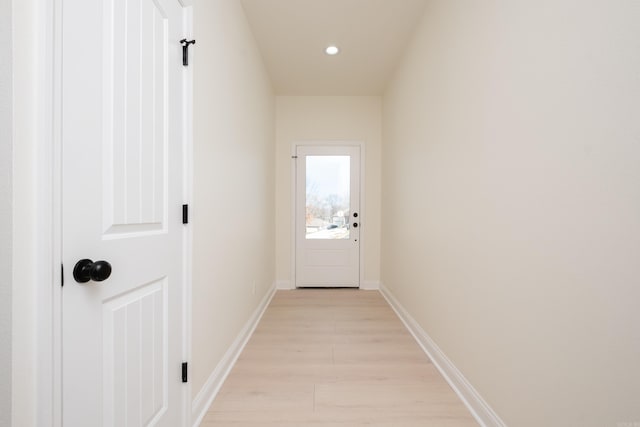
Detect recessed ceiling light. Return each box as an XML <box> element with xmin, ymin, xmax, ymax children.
<box><xmin>325</xmin><ymin>45</ymin><xmax>340</xmax><ymax>55</ymax></box>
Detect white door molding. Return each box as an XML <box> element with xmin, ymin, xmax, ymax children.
<box><xmin>181</xmin><ymin>5</ymin><xmax>194</xmax><ymax>427</ymax></box>
<box><xmin>34</xmin><ymin>0</ymin><xmax>63</xmax><ymax>425</ymax></box>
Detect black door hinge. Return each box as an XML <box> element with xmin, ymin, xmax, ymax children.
<box><xmin>182</xmin><ymin>362</ymin><xmax>188</xmax><ymax>383</ymax></box>
<box><xmin>182</xmin><ymin>204</ymin><xmax>189</xmax><ymax>224</ymax></box>
<box><xmin>61</xmin><ymin>264</ymin><xmax>64</xmax><ymax>287</ymax></box>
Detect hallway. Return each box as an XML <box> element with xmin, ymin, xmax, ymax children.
<box><xmin>5</xmin><ymin>0</ymin><xmax>640</xmax><ymax>425</ymax></box>
<box><xmin>200</xmin><ymin>290</ymin><xmax>478</xmax><ymax>426</ymax></box>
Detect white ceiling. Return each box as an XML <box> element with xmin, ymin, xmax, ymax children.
<box><xmin>239</xmin><ymin>0</ymin><xmax>429</xmax><ymax>96</ymax></box>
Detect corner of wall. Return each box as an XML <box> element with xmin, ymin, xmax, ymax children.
<box><xmin>276</xmin><ymin>280</ymin><xmax>294</xmax><ymax>290</ymax></box>
<box><xmin>360</xmin><ymin>281</ymin><xmax>380</xmax><ymax>290</ymax></box>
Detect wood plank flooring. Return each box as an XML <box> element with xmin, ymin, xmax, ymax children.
<box><xmin>200</xmin><ymin>289</ymin><xmax>479</xmax><ymax>426</ymax></box>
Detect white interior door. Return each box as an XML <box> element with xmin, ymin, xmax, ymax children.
<box><xmin>295</xmin><ymin>145</ymin><xmax>361</xmax><ymax>288</ymax></box>
<box><xmin>61</xmin><ymin>0</ymin><xmax>186</xmax><ymax>425</ymax></box>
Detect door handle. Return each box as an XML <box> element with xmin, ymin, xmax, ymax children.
<box><xmin>73</xmin><ymin>259</ymin><xmax>112</xmax><ymax>283</ymax></box>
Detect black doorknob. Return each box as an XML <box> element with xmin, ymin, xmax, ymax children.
<box><xmin>73</xmin><ymin>259</ymin><xmax>112</xmax><ymax>283</ymax></box>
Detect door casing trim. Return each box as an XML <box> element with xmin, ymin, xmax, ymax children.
<box><xmin>181</xmin><ymin>5</ymin><xmax>195</xmax><ymax>426</ymax></box>
<box><xmin>35</xmin><ymin>0</ymin><xmax>62</xmax><ymax>424</ymax></box>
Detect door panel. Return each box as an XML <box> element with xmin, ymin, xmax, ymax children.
<box><xmin>295</xmin><ymin>145</ymin><xmax>361</xmax><ymax>287</ymax></box>
<box><xmin>103</xmin><ymin>279</ymin><xmax>167</xmax><ymax>426</ymax></box>
<box><xmin>61</xmin><ymin>0</ymin><xmax>185</xmax><ymax>425</ymax></box>
<box><xmin>103</xmin><ymin>0</ymin><xmax>168</xmax><ymax>236</ymax></box>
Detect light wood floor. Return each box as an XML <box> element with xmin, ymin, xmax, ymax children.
<box><xmin>200</xmin><ymin>289</ymin><xmax>479</xmax><ymax>426</ymax></box>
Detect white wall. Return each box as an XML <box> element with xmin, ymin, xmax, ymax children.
<box><xmin>1</xmin><ymin>0</ymin><xmax>13</xmax><ymax>424</ymax></box>
<box><xmin>11</xmin><ymin>0</ymin><xmax>38</xmax><ymax>425</ymax></box>
<box><xmin>275</xmin><ymin>96</ymin><xmax>382</xmax><ymax>288</ymax></box>
<box><xmin>192</xmin><ymin>0</ymin><xmax>276</xmax><ymax>401</ymax></box>
<box><xmin>382</xmin><ymin>1</ymin><xmax>640</xmax><ymax>426</ymax></box>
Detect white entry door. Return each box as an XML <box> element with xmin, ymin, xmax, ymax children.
<box><xmin>61</xmin><ymin>0</ymin><xmax>186</xmax><ymax>425</ymax></box>
<box><xmin>295</xmin><ymin>145</ymin><xmax>361</xmax><ymax>287</ymax></box>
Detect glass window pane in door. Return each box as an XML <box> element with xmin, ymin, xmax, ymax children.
<box><xmin>305</xmin><ymin>156</ymin><xmax>350</xmax><ymax>240</ymax></box>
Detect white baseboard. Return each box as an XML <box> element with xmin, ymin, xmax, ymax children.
<box><xmin>276</xmin><ymin>280</ymin><xmax>294</xmax><ymax>290</ymax></box>
<box><xmin>379</xmin><ymin>284</ymin><xmax>506</xmax><ymax>427</ymax></box>
<box><xmin>276</xmin><ymin>280</ymin><xmax>380</xmax><ymax>290</ymax></box>
<box><xmin>360</xmin><ymin>280</ymin><xmax>380</xmax><ymax>290</ymax></box>
<box><xmin>190</xmin><ymin>283</ymin><xmax>276</xmax><ymax>427</ymax></box>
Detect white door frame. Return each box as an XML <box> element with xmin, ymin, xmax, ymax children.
<box><xmin>290</xmin><ymin>141</ymin><xmax>366</xmax><ymax>289</ymax></box>
<box><xmin>33</xmin><ymin>1</ymin><xmax>194</xmax><ymax>425</ymax></box>
<box><xmin>180</xmin><ymin>5</ymin><xmax>195</xmax><ymax>427</ymax></box>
